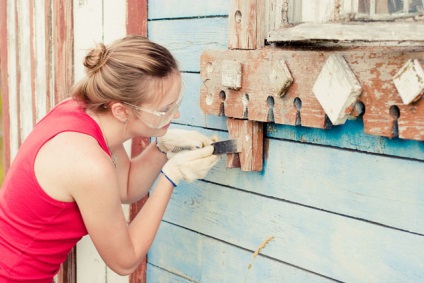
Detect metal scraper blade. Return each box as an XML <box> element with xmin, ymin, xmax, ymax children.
<box><xmin>211</xmin><ymin>139</ymin><xmax>242</xmax><ymax>155</ymax></box>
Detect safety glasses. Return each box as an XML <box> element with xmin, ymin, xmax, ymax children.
<box><xmin>123</xmin><ymin>92</ymin><xmax>184</xmax><ymax>129</ymax></box>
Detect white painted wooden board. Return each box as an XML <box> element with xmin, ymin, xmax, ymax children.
<box><xmin>73</xmin><ymin>0</ymin><xmax>103</xmax><ymax>83</ymax></box>
<box><xmin>148</xmin><ymin>222</ymin><xmax>335</xmax><ymax>282</ymax></box>
<box><xmin>73</xmin><ymin>1</ymin><xmax>106</xmax><ymax>281</ymax></box>
<box><xmin>7</xmin><ymin>0</ymin><xmax>20</xmax><ymax>160</ymax></box>
<box><xmin>73</xmin><ymin>1</ymin><xmax>129</xmax><ymax>282</ymax></box>
<box><xmin>160</xmin><ymin>179</ymin><xmax>424</xmax><ymax>282</ymax></box>
<box><xmin>17</xmin><ymin>0</ymin><xmax>33</xmax><ymax>142</ymax></box>
<box><xmin>33</xmin><ymin>0</ymin><xmax>48</xmax><ymax>122</ymax></box>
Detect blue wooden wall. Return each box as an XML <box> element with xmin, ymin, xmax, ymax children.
<box><xmin>146</xmin><ymin>1</ymin><xmax>424</xmax><ymax>282</ymax></box>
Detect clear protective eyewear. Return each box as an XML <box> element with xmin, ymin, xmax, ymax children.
<box><xmin>123</xmin><ymin>92</ymin><xmax>184</xmax><ymax>129</ymax></box>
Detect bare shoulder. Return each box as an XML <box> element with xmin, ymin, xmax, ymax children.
<box><xmin>35</xmin><ymin>131</ymin><xmax>116</xmax><ymax>202</ymax></box>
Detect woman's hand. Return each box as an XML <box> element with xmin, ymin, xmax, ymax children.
<box><xmin>156</xmin><ymin>129</ymin><xmax>217</xmax><ymax>158</ymax></box>
<box><xmin>161</xmin><ymin>145</ymin><xmax>220</xmax><ymax>186</ymax></box>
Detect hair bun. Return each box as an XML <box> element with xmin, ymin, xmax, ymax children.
<box><xmin>84</xmin><ymin>43</ymin><xmax>108</xmax><ymax>75</ymax></box>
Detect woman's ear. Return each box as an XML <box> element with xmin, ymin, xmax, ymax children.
<box><xmin>110</xmin><ymin>102</ymin><xmax>130</xmax><ymax>124</ymax></box>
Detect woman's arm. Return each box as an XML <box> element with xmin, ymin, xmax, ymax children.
<box><xmin>116</xmin><ymin>142</ymin><xmax>168</xmax><ymax>204</ymax></box>
<box><xmin>57</xmin><ymin>135</ymin><xmax>172</xmax><ymax>275</ymax></box>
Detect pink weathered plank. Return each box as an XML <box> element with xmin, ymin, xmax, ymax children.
<box><xmin>228</xmin><ymin>0</ymin><xmax>266</xmax><ymax>50</ymax></box>
<box><xmin>53</xmin><ymin>1</ymin><xmax>75</xmax><ymax>282</ymax></box>
<box><xmin>53</xmin><ymin>0</ymin><xmax>74</xmax><ymax>103</ymax></box>
<box><xmin>226</xmin><ymin>118</ymin><xmax>264</xmax><ymax>171</ymax></box>
<box><xmin>127</xmin><ymin>0</ymin><xmax>149</xmax><ymax>282</ymax></box>
<box><xmin>0</xmin><ymin>0</ymin><xmax>11</xmax><ymax>170</ymax></box>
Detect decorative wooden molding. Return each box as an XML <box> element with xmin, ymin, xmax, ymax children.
<box><xmin>393</xmin><ymin>59</ymin><xmax>424</xmax><ymax>105</ymax></box>
<box><xmin>200</xmin><ymin>46</ymin><xmax>424</xmax><ymax>141</ymax></box>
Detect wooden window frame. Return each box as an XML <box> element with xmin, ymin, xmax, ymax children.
<box><xmin>266</xmin><ymin>0</ymin><xmax>424</xmax><ymax>46</ymax></box>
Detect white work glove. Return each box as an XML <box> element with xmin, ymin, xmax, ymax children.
<box><xmin>156</xmin><ymin>129</ymin><xmax>218</xmax><ymax>159</ymax></box>
<box><xmin>161</xmin><ymin>145</ymin><xmax>220</xmax><ymax>186</ymax></box>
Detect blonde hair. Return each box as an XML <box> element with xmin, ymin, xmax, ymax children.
<box><xmin>73</xmin><ymin>35</ymin><xmax>179</xmax><ymax>112</ymax></box>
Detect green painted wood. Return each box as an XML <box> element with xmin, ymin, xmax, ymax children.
<box><xmin>148</xmin><ymin>0</ymin><xmax>230</xmax><ymax>19</ymax></box>
<box><xmin>148</xmin><ymin>18</ymin><xmax>228</xmax><ymax>72</ymax></box>
<box><xmin>267</xmin><ymin>122</ymin><xmax>424</xmax><ymax>161</ymax></box>
<box><xmin>148</xmin><ymin>222</ymin><xmax>336</xmax><ymax>282</ymax></box>
<box><xmin>158</xmin><ymin>180</ymin><xmax>424</xmax><ymax>283</ymax></box>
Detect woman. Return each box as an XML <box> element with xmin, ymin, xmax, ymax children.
<box><xmin>0</xmin><ymin>35</ymin><xmax>220</xmax><ymax>282</ymax></box>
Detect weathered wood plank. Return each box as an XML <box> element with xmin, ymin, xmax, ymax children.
<box><xmin>103</xmin><ymin>0</ymin><xmax>126</xmax><ymax>44</ymax></box>
<box><xmin>179</xmin><ymin>73</ymin><xmax>424</xmax><ymax>160</ymax></box>
<box><xmin>149</xmin><ymin>222</ymin><xmax>336</xmax><ymax>282</ymax></box>
<box><xmin>160</xmin><ymin>179</ymin><xmax>424</xmax><ymax>282</ymax></box>
<box><xmin>7</xmin><ymin>0</ymin><xmax>20</xmax><ymax>160</ymax></box>
<box><xmin>148</xmin><ymin>0</ymin><xmax>230</xmax><ymax>19</ymax></box>
<box><xmin>127</xmin><ymin>0</ymin><xmax>147</xmax><ymax>37</ymax></box>
<box><xmin>268</xmin><ymin>22</ymin><xmax>424</xmax><ymax>45</ymax></box>
<box><xmin>73</xmin><ymin>1</ymin><xmax>106</xmax><ymax>281</ymax></box>
<box><xmin>169</xmin><ymin>125</ymin><xmax>424</xmax><ymax>235</ymax></box>
<box><xmin>127</xmin><ymin>0</ymin><xmax>149</xmax><ymax>282</ymax></box>
<box><xmin>73</xmin><ymin>0</ymin><xmax>103</xmax><ymax>83</ymax></box>
<box><xmin>147</xmin><ymin>18</ymin><xmax>229</xmax><ymax>72</ymax></box>
<box><xmin>52</xmin><ymin>0</ymin><xmax>73</xmax><ymax>103</ymax></box>
<box><xmin>0</xmin><ymin>0</ymin><xmax>11</xmax><ymax>170</ymax></box>
<box><xmin>226</xmin><ymin>118</ymin><xmax>264</xmax><ymax>171</ymax></box>
<box><xmin>228</xmin><ymin>0</ymin><xmax>265</xmax><ymax>49</ymax></box>
<box><xmin>33</xmin><ymin>0</ymin><xmax>48</xmax><ymax>122</ymax></box>
<box><xmin>147</xmin><ymin>264</ymin><xmax>194</xmax><ymax>283</ymax></box>
<box><xmin>17</xmin><ymin>0</ymin><xmax>34</xmax><ymax>142</ymax></box>
<box><xmin>267</xmin><ymin>122</ymin><xmax>424</xmax><ymax>161</ymax></box>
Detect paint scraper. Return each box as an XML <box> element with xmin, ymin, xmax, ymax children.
<box><xmin>211</xmin><ymin>139</ymin><xmax>241</xmax><ymax>155</ymax></box>
<box><xmin>171</xmin><ymin>139</ymin><xmax>241</xmax><ymax>155</ymax></box>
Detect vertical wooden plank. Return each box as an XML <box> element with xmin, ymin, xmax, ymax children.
<box><xmin>226</xmin><ymin>118</ymin><xmax>264</xmax><ymax>171</ymax></box>
<box><xmin>45</xmin><ymin>0</ymin><xmax>53</xmax><ymax>112</ymax></box>
<box><xmin>103</xmin><ymin>1</ymin><xmax>130</xmax><ymax>282</ymax></box>
<box><xmin>52</xmin><ymin>0</ymin><xmax>73</xmax><ymax>103</ymax></box>
<box><xmin>16</xmin><ymin>0</ymin><xmax>33</xmax><ymax>141</ymax></box>
<box><xmin>52</xmin><ymin>1</ymin><xmax>75</xmax><ymax>282</ymax></box>
<box><xmin>127</xmin><ymin>0</ymin><xmax>148</xmax><ymax>282</ymax></box>
<box><xmin>73</xmin><ymin>2</ymin><xmax>106</xmax><ymax>281</ymax></box>
<box><xmin>73</xmin><ymin>0</ymin><xmax>103</xmax><ymax>83</ymax></box>
<box><xmin>0</xmin><ymin>0</ymin><xmax>11</xmax><ymax>171</ymax></box>
<box><xmin>33</xmin><ymin>0</ymin><xmax>48</xmax><ymax>121</ymax></box>
<box><xmin>8</xmin><ymin>0</ymin><xmax>19</xmax><ymax>160</ymax></box>
<box><xmin>103</xmin><ymin>0</ymin><xmax>127</xmax><ymax>44</ymax></box>
<box><xmin>228</xmin><ymin>0</ymin><xmax>265</xmax><ymax>50</ymax></box>
<box><xmin>127</xmin><ymin>0</ymin><xmax>147</xmax><ymax>36</ymax></box>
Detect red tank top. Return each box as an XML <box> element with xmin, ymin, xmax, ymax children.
<box><xmin>0</xmin><ymin>98</ymin><xmax>110</xmax><ymax>282</ymax></box>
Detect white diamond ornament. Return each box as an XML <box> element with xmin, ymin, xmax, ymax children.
<box><xmin>393</xmin><ymin>59</ymin><xmax>424</xmax><ymax>105</ymax></box>
<box><xmin>313</xmin><ymin>55</ymin><xmax>362</xmax><ymax>125</ymax></box>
